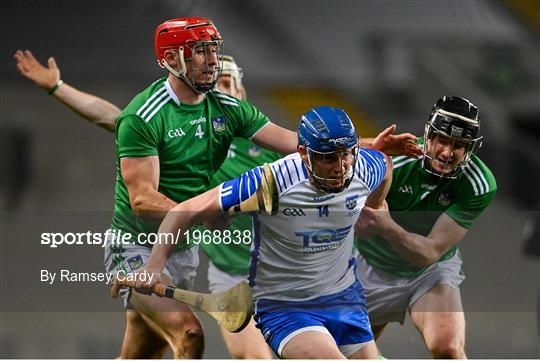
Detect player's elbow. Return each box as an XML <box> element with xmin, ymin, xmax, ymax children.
<box><xmin>413</xmin><ymin>250</ymin><xmax>442</xmax><ymax>268</ymax></box>
<box><xmin>131</xmin><ymin>195</ymin><xmax>151</xmax><ymax>217</ymax></box>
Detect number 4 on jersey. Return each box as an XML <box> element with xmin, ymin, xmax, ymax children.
<box><xmin>195</xmin><ymin>124</ymin><xmax>205</xmax><ymax>139</ymax></box>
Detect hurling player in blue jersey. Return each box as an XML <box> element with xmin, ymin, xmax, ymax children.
<box><xmin>138</xmin><ymin>106</ymin><xmax>393</xmax><ymax>358</ymax></box>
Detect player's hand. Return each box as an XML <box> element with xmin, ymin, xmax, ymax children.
<box><xmin>14</xmin><ymin>50</ymin><xmax>60</xmax><ymax>91</ymax></box>
<box><xmin>133</xmin><ymin>268</ymin><xmax>165</xmax><ymax>293</ymax></box>
<box><xmin>355</xmin><ymin>203</ymin><xmax>392</xmax><ymax>239</ymax></box>
<box><xmin>372</xmin><ymin>124</ymin><xmax>423</xmax><ymax>158</ymax></box>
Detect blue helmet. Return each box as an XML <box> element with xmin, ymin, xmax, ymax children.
<box><xmin>298</xmin><ymin>106</ymin><xmax>359</xmax><ymax>193</ymax></box>
<box><xmin>298</xmin><ymin>106</ymin><xmax>358</xmax><ymax>152</ymax></box>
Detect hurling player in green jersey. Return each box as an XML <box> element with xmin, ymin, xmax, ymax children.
<box><xmin>15</xmin><ymin>47</ymin><xmax>276</xmax><ymax>358</ymax></box>
<box><xmin>355</xmin><ymin>96</ymin><xmax>497</xmax><ymax>358</ymax></box>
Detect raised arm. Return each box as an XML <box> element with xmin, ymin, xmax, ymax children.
<box><xmin>14</xmin><ymin>50</ymin><xmax>120</xmax><ymax>131</ymax></box>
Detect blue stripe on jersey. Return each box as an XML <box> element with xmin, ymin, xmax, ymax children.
<box><xmin>356</xmin><ymin>149</ymin><xmax>386</xmax><ymax>192</ymax></box>
<box><xmin>283</xmin><ymin>160</ymin><xmax>294</xmax><ymax>185</ymax></box>
<box><xmin>291</xmin><ymin>158</ymin><xmax>301</xmax><ymax>180</ymax></box>
<box><xmin>248</xmin><ymin>214</ymin><xmax>261</xmax><ymax>287</ymax></box>
<box><xmin>220</xmin><ymin>166</ymin><xmax>263</xmax><ymax>211</ymax></box>
<box><xmin>277</xmin><ymin>163</ymin><xmax>288</xmax><ymax>189</ymax></box>
<box><xmin>271</xmin><ymin>164</ymin><xmax>284</xmax><ymax>193</ymax></box>
<box><xmin>301</xmin><ymin>161</ymin><xmax>309</xmax><ymax>179</ymax></box>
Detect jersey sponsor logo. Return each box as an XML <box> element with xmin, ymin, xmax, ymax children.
<box><xmin>437</xmin><ymin>192</ymin><xmax>452</xmax><ymax>206</ymax></box>
<box><xmin>399</xmin><ymin>184</ymin><xmax>413</xmax><ymax>194</ymax></box>
<box><xmin>189</xmin><ymin>116</ymin><xmax>206</xmax><ymax>125</ymax></box>
<box><xmin>345</xmin><ymin>195</ymin><xmax>359</xmax><ymax>210</ymax></box>
<box><xmin>283</xmin><ymin>208</ymin><xmax>306</xmax><ymax>216</ymax></box>
<box><xmin>168</xmin><ymin>128</ymin><xmax>186</xmax><ymax>138</ymax></box>
<box><xmin>295</xmin><ymin>225</ymin><xmax>351</xmax><ymax>253</ymax></box>
<box><xmin>313</xmin><ymin>194</ymin><xmax>335</xmax><ymax>202</ymax></box>
<box><xmin>421</xmin><ymin>183</ymin><xmax>437</xmax><ymax>191</ymax></box>
<box><xmin>212</xmin><ymin>116</ymin><xmax>226</xmax><ymax>133</ymax></box>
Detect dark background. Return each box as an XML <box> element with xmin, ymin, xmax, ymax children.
<box><xmin>1</xmin><ymin>0</ymin><xmax>539</xmax><ymax>358</ymax></box>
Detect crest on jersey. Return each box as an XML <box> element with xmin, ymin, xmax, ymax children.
<box><xmin>127</xmin><ymin>255</ymin><xmax>144</xmax><ymax>271</ymax></box>
<box><xmin>437</xmin><ymin>192</ymin><xmax>452</xmax><ymax>207</ymax></box>
<box><xmin>248</xmin><ymin>145</ymin><xmax>262</xmax><ymax>157</ymax></box>
<box><xmin>212</xmin><ymin>116</ymin><xmax>226</xmax><ymax>133</ymax></box>
<box><xmin>345</xmin><ymin>195</ymin><xmax>359</xmax><ymax>210</ymax></box>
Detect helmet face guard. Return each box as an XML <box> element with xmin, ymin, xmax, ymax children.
<box><xmin>304</xmin><ymin>146</ymin><xmax>358</xmax><ymax>193</ymax></box>
<box><xmin>161</xmin><ymin>40</ymin><xmax>224</xmax><ymax>94</ymax></box>
<box><xmin>298</xmin><ymin>106</ymin><xmax>359</xmax><ymax>193</ymax></box>
<box><xmin>423</xmin><ymin>107</ymin><xmax>482</xmax><ymax>179</ymax></box>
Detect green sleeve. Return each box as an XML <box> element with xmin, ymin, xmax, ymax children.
<box><xmin>116</xmin><ymin>114</ymin><xmax>160</xmax><ymax>158</ymax></box>
<box><xmin>445</xmin><ymin>189</ymin><xmax>496</xmax><ymax>229</ymax></box>
<box><xmin>232</xmin><ymin>100</ymin><xmax>270</xmax><ymax>139</ymax></box>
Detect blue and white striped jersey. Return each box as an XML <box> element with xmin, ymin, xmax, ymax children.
<box><xmin>219</xmin><ymin>149</ymin><xmax>387</xmax><ymax>301</ymax></box>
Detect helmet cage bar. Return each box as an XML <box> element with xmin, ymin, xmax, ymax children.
<box><xmin>304</xmin><ymin>145</ymin><xmax>359</xmax><ymax>193</ymax></box>
<box><xmin>162</xmin><ymin>40</ymin><xmax>223</xmax><ymax>94</ymax></box>
<box><xmin>422</xmin><ymin>124</ymin><xmax>483</xmax><ymax>179</ymax></box>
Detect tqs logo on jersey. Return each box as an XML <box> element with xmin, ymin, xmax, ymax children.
<box><xmin>399</xmin><ymin>184</ymin><xmax>413</xmax><ymax>194</ymax></box>
<box><xmin>437</xmin><ymin>192</ymin><xmax>452</xmax><ymax>206</ymax></box>
<box><xmin>212</xmin><ymin>116</ymin><xmax>226</xmax><ymax>133</ymax></box>
<box><xmin>345</xmin><ymin>195</ymin><xmax>359</xmax><ymax>210</ymax></box>
<box><xmin>295</xmin><ymin>226</ymin><xmax>351</xmax><ymax>253</ymax></box>
<box><xmin>283</xmin><ymin>208</ymin><xmax>306</xmax><ymax>216</ymax></box>
<box><xmin>168</xmin><ymin>128</ymin><xmax>186</xmax><ymax>138</ymax></box>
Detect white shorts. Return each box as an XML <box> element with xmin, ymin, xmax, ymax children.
<box><xmin>207</xmin><ymin>260</ymin><xmax>248</xmax><ymax>294</ymax></box>
<box><xmin>104</xmin><ymin>233</ymin><xmax>199</xmax><ymax>309</ymax></box>
<box><xmin>357</xmin><ymin>251</ymin><xmax>465</xmax><ymax>325</ymax></box>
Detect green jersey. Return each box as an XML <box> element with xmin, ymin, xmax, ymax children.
<box><xmin>200</xmin><ymin>138</ymin><xmax>282</xmax><ymax>274</ymax></box>
<box><xmin>355</xmin><ymin>139</ymin><xmax>497</xmax><ymax>277</ymax></box>
<box><xmin>110</xmin><ymin>78</ymin><xmax>269</xmax><ymax>250</ymax></box>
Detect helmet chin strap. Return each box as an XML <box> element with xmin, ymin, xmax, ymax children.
<box><xmin>161</xmin><ymin>47</ymin><xmax>208</xmax><ymax>95</ymax></box>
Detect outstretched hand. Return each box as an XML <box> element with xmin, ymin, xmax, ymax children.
<box><xmin>14</xmin><ymin>50</ymin><xmax>59</xmax><ymax>91</ymax></box>
<box><xmin>372</xmin><ymin>124</ymin><xmax>423</xmax><ymax>158</ymax></box>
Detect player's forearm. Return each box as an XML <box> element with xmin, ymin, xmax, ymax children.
<box><xmin>131</xmin><ymin>190</ymin><xmax>177</xmax><ymax>221</ymax></box>
<box><xmin>54</xmin><ymin>83</ymin><xmax>120</xmax><ymax>132</ymax></box>
<box><xmin>379</xmin><ymin>225</ymin><xmax>441</xmax><ymax>268</ymax></box>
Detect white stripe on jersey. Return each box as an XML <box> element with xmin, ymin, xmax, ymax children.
<box><xmin>136</xmin><ymin>87</ymin><xmax>167</xmax><ymax>117</ymax></box>
<box><xmin>393</xmin><ymin>156</ymin><xmax>420</xmax><ymax>169</ymax></box>
<box><xmin>143</xmin><ymin>94</ymin><xmax>172</xmax><ymax>123</ymax></box>
<box><xmin>214</xmin><ymin>92</ymin><xmax>238</xmax><ymax>103</ymax></box>
<box><xmin>218</xmin><ymin>100</ymin><xmax>239</xmax><ymax>107</ymax></box>
<box><xmin>468</xmin><ymin>160</ymin><xmax>489</xmax><ymax>194</ymax></box>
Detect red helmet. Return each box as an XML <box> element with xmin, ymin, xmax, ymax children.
<box><xmin>154</xmin><ymin>17</ymin><xmax>222</xmax><ymax>66</ymax></box>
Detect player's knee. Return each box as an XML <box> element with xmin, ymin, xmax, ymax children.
<box><xmin>428</xmin><ymin>337</ymin><xmax>465</xmax><ymax>359</ymax></box>
<box><xmin>170</xmin><ymin>320</ymin><xmax>204</xmax><ymax>358</ymax></box>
